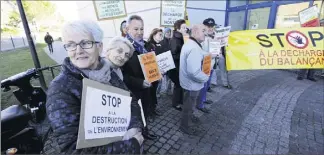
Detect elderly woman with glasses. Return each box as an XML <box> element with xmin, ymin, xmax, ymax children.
<box><xmin>43</xmin><ymin>20</ymin><xmax>144</xmax><ymax>154</ymax></box>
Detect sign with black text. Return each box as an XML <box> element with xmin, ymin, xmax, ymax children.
<box><xmin>138</xmin><ymin>52</ymin><xmax>162</xmax><ymax>83</ymax></box>
<box><xmin>160</xmin><ymin>0</ymin><xmax>186</xmax><ymax>26</ymax></box>
<box><xmin>93</xmin><ymin>0</ymin><xmax>127</xmax><ymax>20</ymax></box>
<box><xmin>76</xmin><ymin>78</ymin><xmax>131</xmax><ymax>149</ymax></box>
<box><xmin>215</xmin><ymin>26</ymin><xmax>231</xmax><ymax>47</ymax></box>
<box><xmin>156</xmin><ymin>51</ymin><xmax>175</xmax><ymax>74</ymax></box>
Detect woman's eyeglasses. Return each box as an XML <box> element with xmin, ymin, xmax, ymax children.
<box><xmin>63</xmin><ymin>40</ymin><xmax>100</xmax><ymax>51</ymax></box>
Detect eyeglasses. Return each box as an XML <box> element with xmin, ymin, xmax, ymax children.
<box><xmin>63</xmin><ymin>40</ymin><xmax>101</xmax><ymax>51</ymax></box>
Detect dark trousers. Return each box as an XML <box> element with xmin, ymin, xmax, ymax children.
<box><xmin>48</xmin><ymin>43</ymin><xmax>53</xmax><ymax>53</ymax></box>
<box><xmin>180</xmin><ymin>89</ymin><xmax>200</xmax><ymax>129</ymax></box>
<box><xmin>197</xmin><ymin>70</ymin><xmax>213</xmax><ymax>108</ymax></box>
<box><xmin>167</xmin><ymin>68</ymin><xmax>183</xmax><ymax>106</ymax></box>
<box><xmin>298</xmin><ymin>69</ymin><xmax>316</xmax><ymax>79</ymax></box>
<box><xmin>151</xmin><ymin>81</ymin><xmax>159</xmax><ymax>111</ymax></box>
<box><xmin>133</xmin><ymin>88</ymin><xmax>153</xmax><ymax>118</ymax></box>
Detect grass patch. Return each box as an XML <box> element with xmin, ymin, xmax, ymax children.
<box><xmin>1</xmin><ymin>43</ymin><xmax>60</xmax><ymax>109</ymax></box>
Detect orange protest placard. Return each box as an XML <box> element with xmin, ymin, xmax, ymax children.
<box><xmin>202</xmin><ymin>54</ymin><xmax>212</xmax><ymax>75</ymax></box>
<box><xmin>138</xmin><ymin>52</ymin><xmax>162</xmax><ymax>83</ymax></box>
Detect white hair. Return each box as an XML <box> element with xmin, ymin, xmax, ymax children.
<box><xmin>126</xmin><ymin>15</ymin><xmax>144</xmax><ymax>27</ymax></box>
<box><xmin>61</xmin><ymin>20</ymin><xmax>103</xmax><ymax>42</ymax></box>
<box><xmin>105</xmin><ymin>36</ymin><xmax>135</xmax><ymax>56</ymax></box>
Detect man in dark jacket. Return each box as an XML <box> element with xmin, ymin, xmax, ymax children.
<box><xmin>122</xmin><ymin>15</ymin><xmax>158</xmax><ymax>140</ymax></box>
<box><xmin>168</xmin><ymin>19</ymin><xmax>188</xmax><ymax>111</ymax></box>
<box><xmin>44</xmin><ymin>32</ymin><xmax>54</xmax><ymax>54</ymax></box>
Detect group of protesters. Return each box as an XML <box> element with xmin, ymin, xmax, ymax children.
<box><xmin>42</xmin><ymin>13</ymin><xmax>321</xmax><ymax>154</ymax></box>
<box><xmin>119</xmin><ymin>16</ymin><xmax>233</xmax><ymax>135</ymax></box>
<box><xmin>42</xmin><ymin>14</ymin><xmax>231</xmax><ymax>154</ymax></box>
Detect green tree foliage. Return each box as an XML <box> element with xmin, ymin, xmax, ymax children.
<box><xmin>3</xmin><ymin>0</ymin><xmax>56</xmax><ymax>34</ymax></box>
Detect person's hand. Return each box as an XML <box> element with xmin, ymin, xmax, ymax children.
<box><xmin>122</xmin><ymin>128</ymin><xmax>140</xmax><ymax>141</ymax></box>
<box><xmin>142</xmin><ymin>80</ymin><xmax>152</xmax><ymax>88</ymax></box>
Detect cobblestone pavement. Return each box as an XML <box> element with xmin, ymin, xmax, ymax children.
<box><xmin>144</xmin><ymin>69</ymin><xmax>324</xmax><ymax>155</ymax></box>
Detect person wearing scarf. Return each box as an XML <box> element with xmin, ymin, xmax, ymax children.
<box><xmin>121</xmin><ymin>15</ymin><xmax>158</xmax><ymax>140</ymax></box>
<box><xmin>146</xmin><ymin>28</ymin><xmax>170</xmax><ymax>116</ymax></box>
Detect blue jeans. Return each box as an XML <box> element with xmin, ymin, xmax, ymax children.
<box><xmin>197</xmin><ymin>70</ymin><xmax>213</xmax><ymax>109</ymax></box>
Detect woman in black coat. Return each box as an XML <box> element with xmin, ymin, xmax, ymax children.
<box><xmin>147</xmin><ymin>28</ymin><xmax>170</xmax><ymax>116</ymax></box>
<box><xmin>167</xmin><ymin>19</ymin><xmax>188</xmax><ymax>111</ymax></box>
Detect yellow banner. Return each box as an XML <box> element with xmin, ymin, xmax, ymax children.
<box><xmin>226</xmin><ymin>27</ymin><xmax>324</xmax><ymax>70</ymax></box>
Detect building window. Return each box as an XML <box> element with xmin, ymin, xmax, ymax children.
<box><xmin>248</xmin><ymin>0</ymin><xmax>272</xmax><ymax>4</ymax></box>
<box><xmin>247</xmin><ymin>7</ymin><xmax>271</xmax><ymax>29</ymax></box>
<box><xmin>275</xmin><ymin>2</ymin><xmax>309</xmax><ymax>28</ymax></box>
<box><xmin>229</xmin><ymin>1</ymin><xmax>246</xmax><ymax>7</ymax></box>
<box><xmin>228</xmin><ymin>11</ymin><xmax>245</xmax><ymax>31</ymax></box>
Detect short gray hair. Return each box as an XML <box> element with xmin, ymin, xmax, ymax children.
<box><xmin>126</xmin><ymin>15</ymin><xmax>144</xmax><ymax>27</ymax></box>
<box><xmin>61</xmin><ymin>20</ymin><xmax>103</xmax><ymax>42</ymax></box>
<box><xmin>105</xmin><ymin>36</ymin><xmax>135</xmax><ymax>56</ymax></box>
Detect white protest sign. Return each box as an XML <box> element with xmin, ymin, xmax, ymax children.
<box><xmin>160</xmin><ymin>0</ymin><xmax>186</xmax><ymax>26</ymax></box>
<box><xmin>93</xmin><ymin>0</ymin><xmax>127</xmax><ymax>20</ymax></box>
<box><xmin>156</xmin><ymin>51</ymin><xmax>175</xmax><ymax>74</ymax></box>
<box><xmin>215</xmin><ymin>26</ymin><xmax>231</xmax><ymax>47</ymax></box>
<box><xmin>209</xmin><ymin>41</ymin><xmax>221</xmax><ymax>57</ymax></box>
<box><xmin>84</xmin><ymin>87</ymin><xmax>131</xmax><ymax>140</ymax></box>
<box><xmin>76</xmin><ymin>78</ymin><xmax>132</xmax><ymax>149</ymax></box>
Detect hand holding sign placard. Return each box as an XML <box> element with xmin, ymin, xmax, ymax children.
<box><xmin>138</xmin><ymin>52</ymin><xmax>162</xmax><ymax>83</ymax></box>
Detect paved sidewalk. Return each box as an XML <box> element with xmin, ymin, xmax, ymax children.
<box><xmin>45</xmin><ymin>45</ymin><xmax>324</xmax><ymax>154</ymax></box>
<box><xmin>43</xmin><ymin>41</ymin><xmax>67</xmax><ymax>64</ymax></box>
<box><xmin>148</xmin><ymin>70</ymin><xmax>323</xmax><ymax>155</ymax></box>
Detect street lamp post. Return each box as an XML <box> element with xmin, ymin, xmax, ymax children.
<box><xmin>16</xmin><ymin>0</ymin><xmax>47</xmax><ymax>91</ymax></box>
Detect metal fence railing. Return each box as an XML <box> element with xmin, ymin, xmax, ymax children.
<box><xmin>1</xmin><ymin>35</ymin><xmax>36</xmax><ymax>52</ymax></box>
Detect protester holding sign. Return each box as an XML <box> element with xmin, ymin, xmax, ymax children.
<box><xmin>159</xmin><ymin>27</ymin><xmax>173</xmax><ymax>95</ymax></box>
<box><xmin>179</xmin><ymin>24</ymin><xmax>210</xmax><ymax>135</ymax></box>
<box><xmin>193</xmin><ymin>18</ymin><xmax>219</xmax><ymax>113</ymax></box>
<box><xmin>147</xmin><ymin>28</ymin><xmax>171</xmax><ymax>112</ymax></box>
<box><xmin>44</xmin><ymin>21</ymin><xmax>143</xmax><ymax>154</ymax></box>
<box><xmin>122</xmin><ymin>15</ymin><xmax>158</xmax><ymax>140</ymax></box>
<box><xmin>168</xmin><ymin>19</ymin><xmax>187</xmax><ymax>111</ymax></box>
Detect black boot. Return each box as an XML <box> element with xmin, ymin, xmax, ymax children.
<box><xmin>143</xmin><ymin>127</ymin><xmax>157</xmax><ymax>140</ymax></box>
